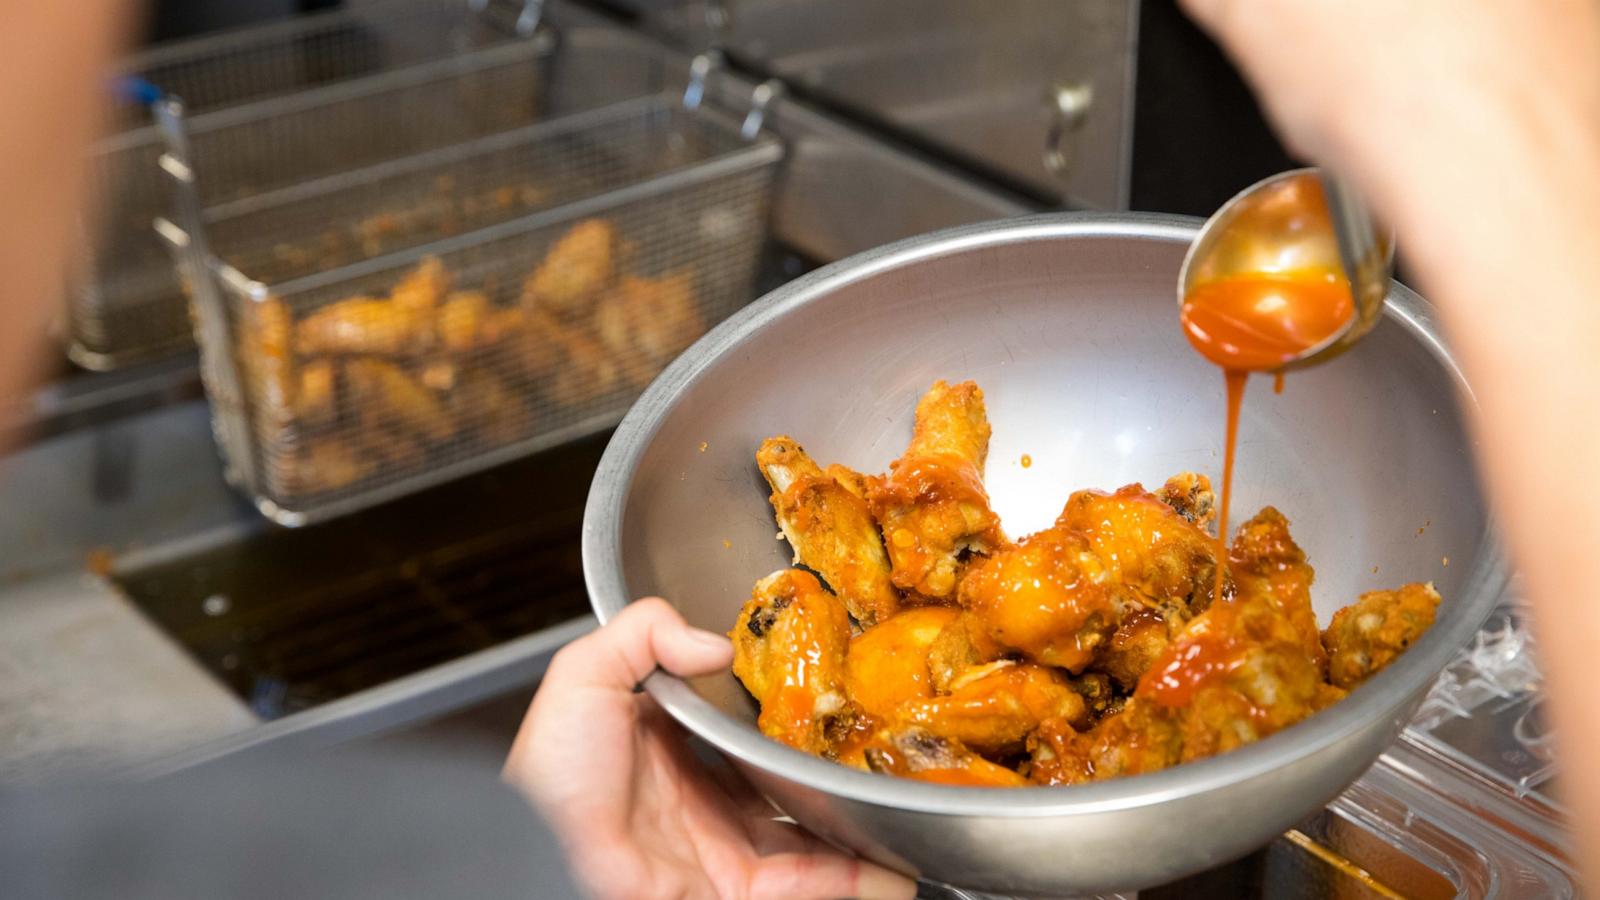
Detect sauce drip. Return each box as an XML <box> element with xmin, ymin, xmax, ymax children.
<box><xmin>1216</xmin><ymin>370</ymin><xmax>1246</xmax><ymax>606</ymax></box>
<box><xmin>1181</xmin><ymin>269</ymin><xmax>1355</xmax><ymax>603</ymax></box>
<box><xmin>1273</xmin><ymin>371</ymin><xmax>1285</xmax><ymax>395</ymax></box>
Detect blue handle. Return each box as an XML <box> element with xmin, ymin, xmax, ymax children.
<box><xmin>110</xmin><ymin>75</ymin><xmax>163</xmax><ymax>106</ymax></box>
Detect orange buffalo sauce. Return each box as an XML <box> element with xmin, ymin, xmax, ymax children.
<box><xmin>1180</xmin><ymin>269</ymin><xmax>1356</xmax><ymax>605</ymax></box>
<box><xmin>1180</xmin><ymin>270</ymin><xmax>1354</xmax><ymax>372</ymax></box>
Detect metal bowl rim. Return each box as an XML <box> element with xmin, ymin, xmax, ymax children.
<box><xmin>582</xmin><ymin>210</ymin><xmax>1508</xmax><ymax>817</ymax></box>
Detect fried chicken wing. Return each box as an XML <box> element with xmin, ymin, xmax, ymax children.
<box><xmin>240</xmin><ymin>297</ymin><xmax>296</xmax><ymax>430</ymax></box>
<box><xmin>1129</xmin><ymin>508</ymin><xmax>1338</xmax><ymax>760</ymax></box>
<box><xmin>926</xmin><ymin>612</ymin><xmax>1006</xmax><ymax>693</ymax></box>
<box><xmin>1323</xmin><ymin>583</ymin><xmax>1440</xmax><ymax>690</ymax></box>
<box><xmin>343</xmin><ymin>358</ymin><xmax>453</xmax><ymax>444</ymax></box>
<box><xmin>449</xmin><ymin>369</ymin><xmax>529</xmax><ymax>447</ymax></box>
<box><xmin>731</xmin><ymin>570</ymin><xmax>854</xmax><ymax>756</ymax></box>
<box><xmin>281</xmin><ymin>438</ymin><xmax>376</xmax><ymax>496</ymax></box>
<box><xmin>296</xmin><ymin>296</ymin><xmax>431</xmax><ymax>357</ymax></box>
<box><xmin>595</xmin><ymin>272</ymin><xmax>704</xmax><ymax>389</ymax></box>
<box><xmin>1033</xmin><ymin>508</ymin><xmax>1342</xmax><ymax>784</ymax></box>
<box><xmin>546</xmin><ymin>326</ymin><xmax>623</xmax><ymax>409</ymax></box>
<box><xmin>895</xmin><ymin>660</ymin><xmax>1088</xmax><ymax>755</ymax></box>
<box><xmin>438</xmin><ymin>290</ymin><xmax>491</xmax><ymax>353</ymax></box>
<box><xmin>1056</xmin><ymin>484</ymin><xmax>1219</xmax><ymax>611</ymax></box>
<box><xmin>868</xmin><ymin>380</ymin><xmax>1006</xmax><ymax>601</ymax></box>
<box><xmin>1227</xmin><ymin>506</ymin><xmax>1326</xmax><ymax>669</ymax></box>
<box><xmin>522</xmin><ymin>219</ymin><xmax>617</xmax><ymax>318</ymax></box>
<box><xmin>390</xmin><ymin>256</ymin><xmax>448</xmax><ymax>320</ymax></box>
<box><xmin>294</xmin><ymin>358</ymin><xmax>338</xmax><ymax>429</ymax></box>
<box><xmin>864</xmin><ymin>727</ymin><xmax>1028</xmax><ymax>788</ymax></box>
<box><xmin>844</xmin><ymin>607</ymin><xmax>959</xmax><ymax>719</ymax></box>
<box><xmin>759</xmin><ymin>436</ymin><xmax>900</xmax><ymax>625</ymax></box>
<box><xmin>1158</xmin><ymin>472</ymin><xmax>1217</xmax><ymax>530</ymax></box>
<box><xmin>956</xmin><ymin>526</ymin><xmax>1117</xmax><ymax>672</ymax></box>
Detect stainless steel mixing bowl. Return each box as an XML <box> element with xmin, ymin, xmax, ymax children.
<box><xmin>582</xmin><ymin>213</ymin><xmax>1507</xmax><ymax>895</ymax></box>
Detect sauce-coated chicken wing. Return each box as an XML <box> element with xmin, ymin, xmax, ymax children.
<box><xmin>925</xmin><ymin>612</ymin><xmax>1006</xmax><ymax>693</ymax></box>
<box><xmin>759</xmin><ymin>436</ymin><xmax>900</xmax><ymax>625</ymax></box>
<box><xmin>957</xmin><ymin>525</ymin><xmax>1117</xmax><ymax>672</ymax></box>
<box><xmin>895</xmin><ymin>660</ymin><xmax>1088</xmax><ymax>755</ymax></box>
<box><xmin>731</xmin><ymin>569</ymin><xmax>854</xmax><ymax>756</ymax></box>
<box><xmin>1323</xmin><ymin>583</ymin><xmax>1440</xmax><ymax>690</ymax></box>
<box><xmin>1033</xmin><ymin>507</ymin><xmax>1341</xmax><ymax>784</ymax></box>
<box><xmin>864</xmin><ymin>727</ymin><xmax>1028</xmax><ymax>788</ymax></box>
<box><xmin>1056</xmin><ymin>483</ymin><xmax>1219</xmax><ymax>612</ymax></box>
<box><xmin>844</xmin><ymin>606</ymin><xmax>959</xmax><ymax>719</ymax></box>
<box><xmin>868</xmin><ymin>381</ymin><xmax>1006</xmax><ymax>600</ymax></box>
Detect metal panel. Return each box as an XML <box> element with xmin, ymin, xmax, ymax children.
<box><xmin>613</xmin><ymin>0</ymin><xmax>1137</xmax><ymax>209</ymax></box>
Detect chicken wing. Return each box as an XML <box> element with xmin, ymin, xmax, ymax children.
<box><xmin>1157</xmin><ymin>472</ymin><xmax>1217</xmax><ymax>530</ymax></box>
<box><xmin>293</xmin><ymin>358</ymin><xmax>338</xmax><ymax>429</ymax></box>
<box><xmin>546</xmin><ymin>325</ymin><xmax>624</xmax><ymax>409</ymax></box>
<box><xmin>522</xmin><ymin>218</ymin><xmax>617</xmax><ymax>318</ymax></box>
<box><xmin>296</xmin><ymin>296</ymin><xmax>431</xmax><ymax>357</ymax></box>
<box><xmin>1130</xmin><ymin>508</ymin><xmax>1338</xmax><ymax>761</ymax></box>
<box><xmin>868</xmin><ymin>380</ymin><xmax>1005</xmax><ymax>600</ymax></box>
<box><xmin>239</xmin><ymin>297</ymin><xmax>296</xmax><ymax>431</ymax></box>
<box><xmin>731</xmin><ymin>569</ymin><xmax>854</xmax><ymax>756</ymax></box>
<box><xmin>956</xmin><ymin>525</ymin><xmax>1117</xmax><ymax>673</ymax></box>
<box><xmin>759</xmin><ymin>436</ymin><xmax>900</xmax><ymax>625</ymax></box>
<box><xmin>1226</xmin><ymin>506</ymin><xmax>1326</xmax><ymax>670</ymax></box>
<box><xmin>844</xmin><ymin>606</ymin><xmax>959</xmax><ymax>719</ymax></box>
<box><xmin>281</xmin><ymin>438</ymin><xmax>375</xmax><ymax>496</ymax></box>
<box><xmin>895</xmin><ymin>660</ymin><xmax>1088</xmax><ymax>755</ymax></box>
<box><xmin>864</xmin><ymin>727</ymin><xmax>1028</xmax><ymax>788</ymax></box>
<box><xmin>449</xmin><ymin>369</ymin><xmax>530</xmax><ymax>448</ymax></box>
<box><xmin>390</xmin><ymin>256</ymin><xmax>448</xmax><ymax>320</ymax></box>
<box><xmin>438</xmin><ymin>290</ymin><xmax>491</xmax><ymax>353</ymax></box>
<box><xmin>1323</xmin><ymin>583</ymin><xmax>1440</xmax><ymax>690</ymax></box>
<box><xmin>1055</xmin><ymin>484</ymin><xmax>1219</xmax><ymax>611</ymax></box>
<box><xmin>343</xmin><ymin>358</ymin><xmax>453</xmax><ymax>444</ymax></box>
<box><xmin>925</xmin><ymin>612</ymin><xmax>1006</xmax><ymax>693</ymax></box>
<box><xmin>595</xmin><ymin>272</ymin><xmax>704</xmax><ymax>389</ymax></box>
<box><xmin>1033</xmin><ymin>508</ymin><xmax>1341</xmax><ymax>784</ymax></box>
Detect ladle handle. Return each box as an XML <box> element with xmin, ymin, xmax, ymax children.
<box><xmin>1318</xmin><ymin>173</ymin><xmax>1392</xmax><ymax>340</ymax></box>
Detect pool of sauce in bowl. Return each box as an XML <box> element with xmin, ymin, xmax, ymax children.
<box><xmin>1180</xmin><ymin>269</ymin><xmax>1355</xmax><ymax>601</ymax></box>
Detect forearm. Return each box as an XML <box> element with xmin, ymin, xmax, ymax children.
<box><xmin>1351</xmin><ymin>88</ymin><xmax>1600</xmax><ymax>873</ymax></box>
<box><xmin>0</xmin><ymin>3</ymin><xmax>130</xmax><ymax>402</ymax></box>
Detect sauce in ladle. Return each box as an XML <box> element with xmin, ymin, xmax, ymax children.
<box><xmin>1180</xmin><ymin>269</ymin><xmax>1355</xmax><ymax>603</ymax></box>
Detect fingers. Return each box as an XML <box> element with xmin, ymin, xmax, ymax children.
<box><xmin>747</xmin><ymin>851</ymin><xmax>917</xmax><ymax>900</ymax></box>
<box><xmin>545</xmin><ymin>596</ymin><xmax>733</xmax><ymax>693</ymax></box>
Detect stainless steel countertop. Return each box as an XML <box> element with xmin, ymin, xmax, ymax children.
<box><xmin>0</xmin><ymin>402</ymin><xmax>259</xmax><ymax>782</ymax></box>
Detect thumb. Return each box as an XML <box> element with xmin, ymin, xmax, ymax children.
<box><xmin>544</xmin><ymin>596</ymin><xmax>733</xmax><ymax>693</ymax></box>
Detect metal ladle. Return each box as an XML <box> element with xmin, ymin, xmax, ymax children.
<box><xmin>1178</xmin><ymin>168</ymin><xmax>1394</xmax><ymax>369</ymax></box>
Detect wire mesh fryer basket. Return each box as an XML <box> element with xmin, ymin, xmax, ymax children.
<box><xmin>71</xmin><ymin>0</ymin><xmax>551</xmax><ymax>369</ymax></box>
<box><xmin>165</xmin><ymin>97</ymin><xmax>782</xmax><ymax>524</ymax></box>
